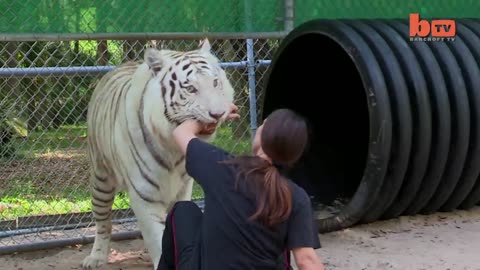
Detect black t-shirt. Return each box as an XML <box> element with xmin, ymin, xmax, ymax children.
<box><xmin>185</xmin><ymin>138</ymin><xmax>321</xmax><ymax>270</ymax></box>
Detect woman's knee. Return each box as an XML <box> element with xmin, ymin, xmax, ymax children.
<box><xmin>171</xmin><ymin>201</ymin><xmax>202</xmax><ymax>217</ymax></box>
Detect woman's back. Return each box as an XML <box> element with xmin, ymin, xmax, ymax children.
<box><xmin>160</xmin><ymin>107</ymin><xmax>325</xmax><ymax>270</ymax></box>
<box><xmin>185</xmin><ymin>138</ymin><xmax>321</xmax><ymax>269</ymax></box>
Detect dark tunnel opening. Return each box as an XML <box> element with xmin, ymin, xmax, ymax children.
<box><xmin>262</xmin><ymin>33</ymin><xmax>370</xmax><ymax>209</ymax></box>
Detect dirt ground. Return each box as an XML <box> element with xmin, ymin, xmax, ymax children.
<box><xmin>2</xmin><ymin>207</ymin><xmax>480</xmax><ymax>270</ymax></box>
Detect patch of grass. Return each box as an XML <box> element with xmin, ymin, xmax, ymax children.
<box><xmin>1</xmin><ymin>181</ymin><xmax>206</xmax><ymax>220</ymax></box>
<box><xmin>1</xmin><ymin>179</ymin><xmax>206</xmax><ymax>220</ymax></box>
<box><xmin>13</xmin><ymin>124</ymin><xmax>87</xmax><ymax>159</ymax></box>
<box><xmin>6</xmin><ymin>118</ymin><xmax>28</xmax><ymax>137</ymax></box>
<box><xmin>0</xmin><ymin>195</ymin><xmax>129</xmax><ymax>221</ymax></box>
<box><xmin>212</xmin><ymin>122</ymin><xmax>252</xmax><ymax>155</ymax></box>
<box><xmin>1</xmin><ymin>123</ymin><xmax>250</xmax><ymax>221</ymax></box>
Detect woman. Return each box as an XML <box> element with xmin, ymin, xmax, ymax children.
<box><xmin>158</xmin><ymin>106</ymin><xmax>325</xmax><ymax>270</ymax></box>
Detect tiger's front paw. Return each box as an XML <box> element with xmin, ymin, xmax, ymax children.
<box><xmin>82</xmin><ymin>254</ymin><xmax>107</xmax><ymax>269</ymax></box>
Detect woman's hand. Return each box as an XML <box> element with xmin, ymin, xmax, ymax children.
<box><xmin>199</xmin><ymin>103</ymin><xmax>240</xmax><ymax>135</ymax></box>
<box><xmin>226</xmin><ymin>103</ymin><xmax>240</xmax><ymax>122</ymax></box>
<box><xmin>172</xmin><ymin>119</ymin><xmax>204</xmax><ymax>154</ymax></box>
<box><xmin>173</xmin><ymin>103</ymin><xmax>240</xmax><ymax>154</ymax></box>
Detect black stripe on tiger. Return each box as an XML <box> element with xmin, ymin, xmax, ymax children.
<box><xmin>174</xmin><ymin>156</ymin><xmax>185</xmax><ymax>167</ymax></box>
<box><xmin>170</xmin><ymin>83</ymin><xmax>176</xmax><ymax>100</ymax></box>
<box><xmin>93</xmin><ymin>208</ymin><xmax>111</xmax><ymax>217</ymax></box>
<box><xmin>126</xmin><ymin>128</ymin><xmax>150</xmax><ymax>171</ymax></box>
<box><xmin>159</xmin><ymin>80</ymin><xmax>181</xmax><ymax>126</ymax></box>
<box><xmin>113</xmin><ymin>79</ymin><xmax>130</xmax><ymax>125</ymax></box>
<box><xmin>106</xmin><ymin>149</ymin><xmax>166</xmax><ymax>205</ymax></box>
<box><xmin>160</xmin><ymin>70</ymin><xmax>170</xmax><ymax>99</ymax></box>
<box><xmin>109</xmin><ymin>90</ymin><xmax>117</xmax><ymax>122</ymax></box>
<box><xmin>138</xmin><ymin>84</ymin><xmax>173</xmax><ymax>171</ymax></box>
<box><xmin>126</xmin><ymin>111</ymin><xmax>153</xmax><ymax>174</ymax></box>
<box><xmin>126</xmin><ymin>144</ymin><xmax>160</xmax><ymax>191</ymax></box>
<box><xmin>92</xmin><ymin>195</ymin><xmax>113</xmax><ymax>205</ymax></box>
<box><xmin>91</xmin><ymin>200</ymin><xmax>109</xmax><ymax>208</ymax></box>
<box><xmin>93</xmin><ymin>184</ymin><xmax>115</xmax><ymax>195</ymax></box>
<box><xmin>95</xmin><ymin>173</ymin><xmax>108</xmax><ymax>182</ymax></box>
<box><xmin>169</xmin><ymin>80</ymin><xmax>176</xmax><ymax>101</ymax></box>
<box><xmin>129</xmin><ymin>146</ymin><xmax>160</xmax><ymax>190</ymax></box>
<box><xmin>128</xmin><ymin>175</ymin><xmax>167</xmax><ymax>205</ymax></box>
<box><xmin>94</xmin><ymin>215</ymin><xmax>111</xmax><ymax>222</ymax></box>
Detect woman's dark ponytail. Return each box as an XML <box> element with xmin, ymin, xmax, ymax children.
<box><xmin>224</xmin><ymin>108</ymin><xmax>308</xmax><ymax>228</ymax></box>
<box><xmin>249</xmin><ymin>163</ymin><xmax>292</xmax><ymax>227</ymax></box>
<box><xmin>225</xmin><ymin>156</ymin><xmax>293</xmax><ymax>228</ymax></box>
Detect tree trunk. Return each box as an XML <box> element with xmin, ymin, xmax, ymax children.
<box><xmin>96</xmin><ymin>40</ymin><xmax>110</xmax><ymax>66</ymax></box>
<box><xmin>3</xmin><ymin>42</ymin><xmax>20</xmax><ymax>113</ymax></box>
<box><xmin>123</xmin><ymin>40</ymin><xmax>146</xmax><ymax>62</ymax></box>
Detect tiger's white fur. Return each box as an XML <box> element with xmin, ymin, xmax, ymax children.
<box><xmin>82</xmin><ymin>39</ymin><xmax>234</xmax><ymax>269</ymax></box>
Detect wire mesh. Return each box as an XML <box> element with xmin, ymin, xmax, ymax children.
<box><xmin>0</xmin><ymin>38</ymin><xmax>281</xmax><ymax>249</ymax></box>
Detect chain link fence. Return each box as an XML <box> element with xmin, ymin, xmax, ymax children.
<box><xmin>0</xmin><ymin>37</ymin><xmax>282</xmax><ymax>252</ymax></box>
<box><xmin>1</xmin><ymin>0</ymin><xmax>478</xmax><ymax>255</ymax></box>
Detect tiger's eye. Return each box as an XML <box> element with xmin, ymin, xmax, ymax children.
<box><xmin>213</xmin><ymin>79</ymin><xmax>219</xmax><ymax>88</ymax></box>
<box><xmin>187</xmin><ymin>85</ymin><xmax>198</xmax><ymax>93</ymax></box>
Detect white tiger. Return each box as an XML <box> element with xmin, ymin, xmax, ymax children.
<box><xmin>82</xmin><ymin>39</ymin><xmax>234</xmax><ymax>269</ymax></box>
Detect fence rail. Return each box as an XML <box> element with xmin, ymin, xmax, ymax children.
<box><xmin>0</xmin><ymin>32</ymin><xmax>288</xmax><ymax>42</ymax></box>
<box><xmin>0</xmin><ymin>60</ymin><xmax>272</xmax><ymax>78</ymax></box>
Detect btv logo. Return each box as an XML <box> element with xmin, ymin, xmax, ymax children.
<box><xmin>409</xmin><ymin>13</ymin><xmax>456</xmax><ymax>42</ymax></box>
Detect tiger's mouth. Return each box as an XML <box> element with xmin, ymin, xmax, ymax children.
<box><xmin>178</xmin><ymin>114</ymin><xmax>221</xmax><ymax>135</ymax></box>
<box><xmin>199</xmin><ymin>122</ymin><xmax>218</xmax><ymax>135</ymax></box>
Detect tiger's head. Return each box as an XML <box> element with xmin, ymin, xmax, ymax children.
<box><xmin>143</xmin><ymin>39</ymin><xmax>234</xmax><ymax>133</ymax></box>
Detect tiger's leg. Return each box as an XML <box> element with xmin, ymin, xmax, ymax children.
<box><xmin>128</xmin><ymin>190</ymin><xmax>169</xmax><ymax>270</ymax></box>
<box><xmin>178</xmin><ymin>176</ymin><xmax>194</xmax><ymax>201</ymax></box>
<box><xmin>82</xmin><ymin>171</ymin><xmax>116</xmax><ymax>269</ymax></box>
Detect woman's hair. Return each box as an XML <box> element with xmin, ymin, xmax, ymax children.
<box><xmin>225</xmin><ymin>108</ymin><xmax>309</xmax><ymax>228</ymax></box>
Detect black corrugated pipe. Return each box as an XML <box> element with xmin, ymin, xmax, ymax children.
<box><xmin>260</xmin><ymin>18</ymin><xmax>480</xmax><ymax>233</ymax></box>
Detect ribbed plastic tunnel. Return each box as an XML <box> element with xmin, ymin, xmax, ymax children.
<box><xmin>260</xmin><ymin>18</ymin><xmax>480</xmax><ymax>233</ymax></box>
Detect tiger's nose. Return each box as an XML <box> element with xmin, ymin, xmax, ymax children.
<box><xmin>209</xmin><ymin>111</ymin><xmax>225</xmax><ymax>120</ymax></box>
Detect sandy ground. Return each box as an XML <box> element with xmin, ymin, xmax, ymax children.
<box><xmin>2</xmin><ymin>207</ymin><xmax>480</xmax><ymax>270</ymax></box>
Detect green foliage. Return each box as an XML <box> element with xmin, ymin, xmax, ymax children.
<box><xmin>13</xmin><ymin>125</ymin><xmax>86</xmax><ymax>159</ymax></box>
<box><xmin>0</xmin><ymin>120</ymin><xmax>15</xmax><ymax>159</ymax></box>
<box><xmin>212</xmin><ymin>122</ymin><xmax>252</xmax><ymax>155</ymax></box>
<box><xmin>0</xmin><ymin>41</ymin><xmax>99</xmax><ymax>133</ymax></box>
<box><xmin>0</xmin><ymin>0</ymin><xmax>284</xmax><ymax>33</ymax></box>
<box><xmin>0</xmin><ymin>114</ymin><xmax>24</xmax><ymax>159</ymax></box>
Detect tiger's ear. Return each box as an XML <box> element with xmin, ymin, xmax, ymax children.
<box><xmin>144</xmin><ymin>48</ymin><xmax>163</xmax><ymax>75</ymax></box>
<box><xmin>198</xmin><ymin>38</ymin><xmax>211</xmax><ymax>53</ymax></box>
<box><xmin>146</xmin><ymin>40</ymin><xmax>157</xmax><ymax>49</ymax></box>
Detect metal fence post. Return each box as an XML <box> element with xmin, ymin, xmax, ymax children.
<box><xmin>246</xmin><ymin>39</ymin><xmax>257</xmax><ymax>141</ymax></box>
<box><xmin>244</xmin><ymin>0</ymin><xmax>258</xmax><ymax>141</ymax></box>
<box><xmin>284</xmin><ymin>0</ymin><xmax>295</xmax><ymax>32</ymax></box>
